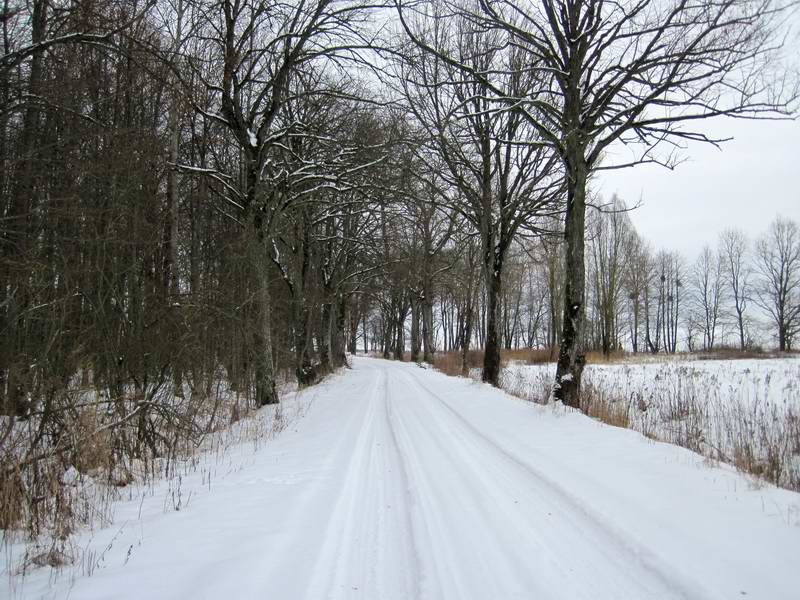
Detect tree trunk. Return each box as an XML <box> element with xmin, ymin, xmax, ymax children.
<box><xmin>332</xmin><ymin>294</ymin><xmax>348</xmax><ymax>368</ymax></box>
<box><xmin>293</xmin><ymin>300</ymin><xmax>316</xmax><ymax>386</ymax></box>
<box><xmin>482</xmin><ymin>266</ymin><xmax>503</xmax><ymax>386</ymax></box>
<box><xmin>461</xmin><ymin>290</ymin><xmax>474</xmax><ymax>377</ymax></box>
<box><xmin>247</xmin><ymin>231</ymin><xmax>278</xmax><ymax>406</ymax></box>
<box><xmin>319</xmin><ymin>302</ymin><xmax>333</xmax><ymax>373</ymax></box>
<box><xmin>362</xmin><ymin>310</ymin><xmax>368</xmax><ymax>354</ymax></box>
<box><xmin>554</xmin><ymin>157</ymin><xmax>587</xmax><ymax>409</ymax></box>
<box><xmin>382</xmin><ymin>309</ymin><xmax>393</xmax><ymax>359</ymax></box>
<box><xmin>737</xmin><ymin>306</ymin><xmax>746</xmax><ymax>350</ymax></box>
<box><xmin>393</xmin><ymin>302</ymin><xmax>407</xmax><ymax>360</ymax></box>
<box><xmin>410</xmin><ymin>296</ymin><xmax>421</xmax><ymax>362</ymax></box>
<box><xmin>421</xmin><ymin>292</ymin><xmax>434</xmax><ymax>363</ymax></box>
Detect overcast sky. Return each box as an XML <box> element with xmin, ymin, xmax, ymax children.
<box><xmin>596</xmin><ymin>117</ymin><xmax>800</xmax><ymax>260</ymax></box>
<box><xmin>596</xmin><ymin>12</ymin><xmax>800</xmax><ymax>262</ymax></box>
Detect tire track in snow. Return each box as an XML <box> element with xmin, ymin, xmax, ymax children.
<box><xmin>302</xmin><ymin>364</ymin><xmax>420</xmax><ymax>600</ymax></box>
<box><xmin>397</xmin><ymin>366</ymin><xmax>715</xmax><ymax>600</ymax></box>
<box><xmin>386</xmin><ymin>367</ymin><xmax>552</xmax><ymax>599</ymax></box>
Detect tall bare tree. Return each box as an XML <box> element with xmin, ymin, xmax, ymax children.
<box><xmin>397</xmin><ymin>14</ymin><xmax>561</xmax><ymax>385</ymax></box>
<box><xmin>754</xmin><ymin>216</ymin><xmax>800</xmax><ymax>351</ymax></box>
<box><xmin>691</xmin><ymin>245</ymin><xmax>725</xmax><ymax>351</ymax></box>
<box><xmin>399</xmin><ymin>0</ymin><xmax>796</xmax><ymax>406</ymax></box>
<box><xmin>174</xmin><ymin>0</ymin><xmax>378</xmax><ymax>404</ymax></box>
<box><xmin>719</xmin><ymin>228</ymin><xmax>751</xmax><ymax>350</ymax></box>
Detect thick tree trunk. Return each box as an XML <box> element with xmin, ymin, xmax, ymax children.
<box><xmin>422</xmin><ymin>291</ymin><xmax>434</xmax><ymax>363</ymax></box>
<box><xmin>554</xmin><ymin>158</ymin><xmax>588</xmax><ymax>409</ymax></box>
<box><xmin>247</xmin><ymin>231</ymin><xmax>278</xmax><ymax>406</ymax></box>
<box><xmin>482</xmin><ymin>267</ymin><xmax>502</xmax><ymax>386</ymax></box>
<box><xmin>319</xmin><ymin>302</ymin><xmax>333</xmax><ymax>373</ymax></box>
<box><xmin>293</xmin><ymin>302</ymin><xmax>316</xmax><ymax>386</ymax></box>
<box><xmin>332</xmin><ymin>295</ymin><xmax>348</xmax><ymax>368</ymax></box>
<box><xmin>347</xmin><ymin>298</ymin><xmax>358</xmax><ymax>355</ymax></box>
<box><xmin>382</xmin><ymin>310</ymin><xmax>393</xmax><ymax>359</ymax></box>
<box><xmin>410</xmin><ymin>297</ymin><xmax>421</xmax><ymax>362</ymax></box>
<box><xmin>393</xmin><ymin>303</ymin><xmax>407</xmax><ymax>361</ymax></box>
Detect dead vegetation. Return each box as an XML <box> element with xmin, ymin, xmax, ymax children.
<box><xmin>434</xmin><ymin>349</ymin><xmax>800</xmax><ymax>492</ymax></box>
<box><xmin>0</xmin><ymin>366</ymin><xmax>301</xmax><ymax>573</ymax></box>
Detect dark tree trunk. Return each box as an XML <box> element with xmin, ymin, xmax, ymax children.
<box><xmin>319</xmin><ymin>302</ymin><xmax>333</xmax><ymax>373</ymax></box>
<box><xmin>382</xmin><ymin>309</ymin><xmax>393</xmax><ymax>359</ymax></box>
<box><xmin>554</xmin><ymin>156</ymin><xmax>588</xmax><ymax>409</ymax></box>
<box><xmin>293</xmin><ymin>301</ymin><xmax>316</xmax><ymax>386</ymax></box>
<box><xmin>482</xmin><ymin>267</ymin><xmax>503</xmax><ymax>386</ymax></box>
<box><xmin>362</xmin><ymin>310</ymin><xmax>368</xmax><ymax>354</ymax></box>
<box><xmin>461</xmin><ymin>292</ymin><xmax>474</xmax><ymax>377</ymax></box>
<box><xmin>410</xmin><ymin>297</ymin><xmax>421</xmax><ymax>362</ymax></box>
<box><xmin>347</xmin><ymin>297</ymin><xmax>358</xmax><ymax>355</ymax></box>
<box><xmin>332</xmin><ymin>294</ymin><xmax>348</xmax><ymax>368</ymax></box>
<box><xmin>247</xmin><ymin>231</ymin><xmax>278</xmax><ymax>406</ymax></box>
<box><xmin>421</xmin><ymin>292</ymin><xmax>434</xmax><ymax>363</ymax></box>
<box><xmin>393</xmin><ymin>302</ymin><xmax>408</xmax><ymax>360</ymax></box>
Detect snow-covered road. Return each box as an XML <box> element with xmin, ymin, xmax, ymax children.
<box><xmin>8</xmin><ymin>357</ymin><xmax>800</xmax><ymax>599</ymax></box>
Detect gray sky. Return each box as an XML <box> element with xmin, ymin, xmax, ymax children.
<box><xmin>597</xmin><ymin>10</ymin><xmax>800</xmax><ymax>262</ymax></box>
<box><xmin>597</xmin><ymin>117</ymin><xmax>800</xmax><ymax>260</ymax></box>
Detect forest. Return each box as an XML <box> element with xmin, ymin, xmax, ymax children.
<box><xmin>1</xmin><ymin>0</ymin><xmax>798</xmax><ymax>543</ymax></box>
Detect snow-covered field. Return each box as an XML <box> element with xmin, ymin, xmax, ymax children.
<box><xmin>502</xmin><ymin>357</ymin><xmax>800</xmax><ymax>489</ymax></box>
<box><xmin>3</xmin><ymin>357</ymin><xmax>800</xmax><ymax>599</ymax></box>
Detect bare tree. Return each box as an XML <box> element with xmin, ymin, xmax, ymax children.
<box><xmin>587</xmin><ymin>196</ymin><xmax>634</xmax><ymax>356</ymax></box>
<box><xmin>399</xmin><ymin>0</ymin><xmax>796</xmax><ymax>406</ymax></box>
<box><xmin>623</xmin><ymin>233</ymin><xmax>650</xmax><ymax>353</ymax></box>
<box><xmin>174</xmin><ymin>0</ymin><xmax>377</xmax><ymax>405</ymax></box>
<box><xmin>754</xmin><ymin>216</ymin><xmax>800</xmax><ymax>351</ymax></box>
<box><xmin>397</xmin><ymin>15</ymin><xmax>561</xmax><ymax>385</ymax></box>
<box><xmin>719</xmin><ymin>228</ymin><xmax>751</xmax><ymax>349</ymax></box>
<box><xmin>691</xmin><ymin>245</ymin><xmax>725</xmax><ymax>351</ymax></box>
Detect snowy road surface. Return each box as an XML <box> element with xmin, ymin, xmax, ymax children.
<box><xmin>8</xmin><ymin>357</ymin><xmax>800</xmax><ymax>599</ymax></box>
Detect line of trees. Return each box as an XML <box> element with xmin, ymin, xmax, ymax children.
<box><xmin>1</xmin><ymin>0</ymin><xmax>795</xmax><ymax>423</ymax></box>
<box><xmin>365</xmin><ymin>205</ymin><xmax>800</xmax><ymax>361</ymax></box>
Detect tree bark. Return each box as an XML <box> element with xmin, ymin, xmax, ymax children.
<box><xmin>410</xmin><ymin>296</ymin><xmax>421</xmax><ymax>362</ymax></box>
<box><xmin>482</xmin><ymin>264</ymin><xmax>503</xmax><ymax>386</ymax></box>
<box><xmin>332</xmin><ymin>294</ymin><xmax>348</xmax><ymax>368</ymax></box>
<box><xmin>554</xmin><ymin>156</ymin><xmax>587</xmax><ymax>409</ymax></box>
<box><xmin>246</xmin><ymin>229</ymin><xmax>278</xmax><ymax>406</ymax></box>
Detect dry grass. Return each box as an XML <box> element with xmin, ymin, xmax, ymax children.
<box><xmin>433</xmin><ymin>350</ymin><xmax>484</xmax><ymax>377</ymax></box>
<box><xmin>2</xmin><ymin>375</ymin><xmax>317</xmax><ymax>584</ymax></box>
<box><xmin>431</xmin><ymin>347</ymin><xmax>627</xmax><ymax>379</ymax></box>
<box><xmin>581</xmin><ymin>383</ymin><xmax>632</xmax><ymax>429</ymax></box>
<box><xmin>499</xmin><ymin>359</ymin><xmax>800</xmax><ymax>491</ymax></box>
<box><xmin>429</xmin><ymin>348</ymin><xmax>800</xmax><ymax>491</ymax></box>
<box><xmin>0</xmin><ymin>367</ymin><xmax>310</xmax><ymax>575</ymax></box>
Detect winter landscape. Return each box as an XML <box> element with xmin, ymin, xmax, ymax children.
<box><xmin>2</xmin><ymin>0</ymin><xmax>800</xmax><ymax>598</ymax></box>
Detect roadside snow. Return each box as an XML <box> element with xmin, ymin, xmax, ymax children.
<box><xmin>3</xmin><ymin>357</ymin><xmax>799</xmax><ymax>599</ymax></box>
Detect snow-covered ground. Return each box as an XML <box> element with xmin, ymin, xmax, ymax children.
<box><xmin>3</xmin><ymin>357</ymin><xmax>800</xmax><ymax>599</ymax></box>
<box><xmin>502</xmin><ymin>356</ymin><xmax>800</xmax><ymax>410</ymax></box>
<box><xmin>502</xmin><ymin>357</ymin><xmax>800</xmax><ymax>489</ymax></box>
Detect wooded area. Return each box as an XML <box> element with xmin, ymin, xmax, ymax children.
<box><xmin>1</xmin><ymin>0</ymin><xmax>797</xmax><ymax>537</ymax></box>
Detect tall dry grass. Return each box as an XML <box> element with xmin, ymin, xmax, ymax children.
<box><xmin>1</xmin><ymin>366</ymin><xmax>302</xmax><ymax>575</ymax></box>
<box><xmin>499</xmin><ymin>359</ymin><xmax>800</xmax><ymax>491</ymax></box>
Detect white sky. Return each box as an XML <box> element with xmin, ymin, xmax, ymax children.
<box><xmin>597</xmin><ymin>10</ymin><xmax>800</xmax><ymax>262</ymax></box>
<box><xmin>596</xmin><ymin>117</ymin><xmax>800</xmax><ymax>260</ymax></box>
